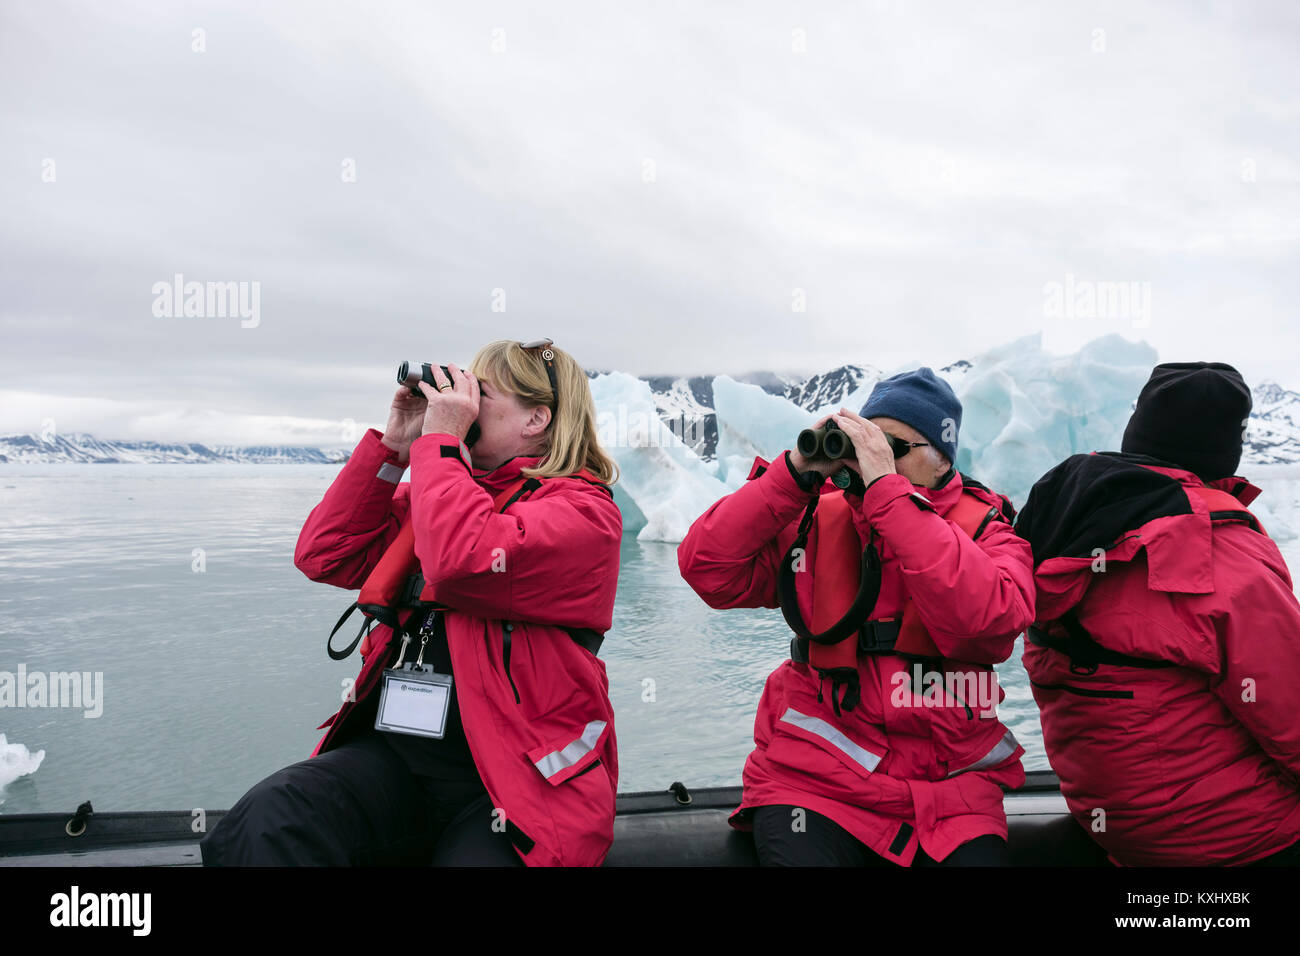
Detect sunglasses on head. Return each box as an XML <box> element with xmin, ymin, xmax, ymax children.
<box><xmin>885</xmin><ymin>433</ymin><xmax>930</xmax><ymax>459</ymax></box>
<box><xmin>519</xmin><ymin>338</ymin><xmax>558</xmax><ymax>408</ymax></box>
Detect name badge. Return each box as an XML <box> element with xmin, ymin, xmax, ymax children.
<box><xmin>375</xmin><ymin>664</ymin><xmax>453</xmax><ymax>739</ymax></box>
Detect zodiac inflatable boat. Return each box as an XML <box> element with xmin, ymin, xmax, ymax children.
<box><xmin>0</xmin><ymin>770</ymin><xmax>1107</xmax><ymax>866</ymax></box>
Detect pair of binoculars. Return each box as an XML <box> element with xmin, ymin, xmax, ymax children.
<box><xmin>801</xmin><ymin>421</ymin><xmax>926</xmax><ymax>463</ymax></box>
<box><xmin>397</xmin><ymin>361</ymin><xmax>481</xmax><ymax>447</ymax></box>
<box><xmin>795</xmin><ymin>421</ymin><xmax>862</xmax><ymax>493</ymax></box>
<box><xmin>796</xmin><ymin>420</ymin><xmax>854</xmax><ymax>461</ymax></box>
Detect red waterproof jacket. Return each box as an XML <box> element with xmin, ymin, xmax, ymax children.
<box><xmin>678</xmin><ymin>454</ymin><xmax>1036</xmax><ymax>865</ymax></box>
<box><xmin>1017</xmin><ymin>452</ymin><xmax>1300</xmax><ymax>866</ymax></box>
<box><xmin>295</xmin><ymin>428</ymin><xmax>623</xmax><ymax>866</ymax></box>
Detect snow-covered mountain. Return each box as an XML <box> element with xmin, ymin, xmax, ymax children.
<box><xmin>781</xmin><ymin>363</ymin><xmax>884</xmax><ymax>413</ymax></box>
<box><xmin>0</xmin><ymin>432</ymin><xmax>350</xmax><ymax>465</ymax></box>
<box><xmin>623</xmin><ymin>364</ymin><xmax>880</xmax><ymax>462</ymax></box>
<box><xmin>637</xmin><ymin>374</ymin><xmax>718</xmax><ymax>461</ymax></box>
<box><xmin>1243</xmin><ymin>381</ymin><xmax>1300</xmax><ymax>467</ymax></box>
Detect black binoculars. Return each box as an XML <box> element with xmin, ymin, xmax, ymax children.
<box><xmin>797</xmin><ymin>420</ymin><xmax>854</xmax><ymax>461</ymax></box>
<box><xmin>795</xmin><ymin>421</ymin><xmax>862</xmax><ymax>493</ymax></box>
<box><xmin>799</xmin><ymin>421</ymin><xmax>923</xmax><ymax>461</ymax></box>
<box><xmin>397</xmin><ymin>361</ymin><xmax>481</xmax><ymax>447</ymax></box>
<box><xmin>398</xmin><ymin>361</ymin><xmax>462</xmax><ymax>395</ymax></box>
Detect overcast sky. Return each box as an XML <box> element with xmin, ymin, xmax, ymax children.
<box><xmin>3</xmin><ymin>0</ymin><xmax>1298</xmax><ymax>445</ymax></box>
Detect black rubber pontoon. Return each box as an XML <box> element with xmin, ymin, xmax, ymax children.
<box><xmin>0</xmin><ymin>770</ymin><xmax>1108</xmax><ymax>866</ymax></box>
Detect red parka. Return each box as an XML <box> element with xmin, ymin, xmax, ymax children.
<box><xmin>294</xmin><ymin>428</ymin><xmax>622</xmax><ymax>866</ymax></box>
<box><xmin>678</xmin><ymin>454</ymin><xmax>1037</xmax><ymax>865</ymax></box>
<box><xmin>1018</xmin><ymin>452</ymin><xmax>1300</xmax><ymax>866</ymax></box>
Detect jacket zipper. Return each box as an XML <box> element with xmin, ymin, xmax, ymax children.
<box><xmin>949</xmin><ymin>676</ymin><xmax>975</xmax><ymax>719</ymax></box>
<box><xmin>1030</xmin><ymin>679</ymin><xmax>1134</xmax><ymax>699</ymax></box>
<box><xmin>502</xmin><ymin>621</ymin><xmax>521</xmax><ymax>704</ymax></box>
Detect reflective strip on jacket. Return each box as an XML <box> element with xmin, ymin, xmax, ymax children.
<box><xmin>295</xmin><ymin>428</ymin><xmax>622</xmax><ymax>866</ymax></box>
<box><xmin>678</xmin><ymin>453</ymin><xmax>1036</xmax><ymax>865</ymax></box>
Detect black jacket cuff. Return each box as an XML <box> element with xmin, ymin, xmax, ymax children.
<box><xmin>784</xmin><ymin>451</ymin><xmax>819</xmax><ymax>493</ymax></box>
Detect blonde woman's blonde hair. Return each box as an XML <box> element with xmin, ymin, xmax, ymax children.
<box><xmin>469</xmin><ymin>340</ymin><xmax>619</xmax><ymax>484</ymax></box>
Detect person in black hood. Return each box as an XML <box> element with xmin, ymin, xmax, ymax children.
<box><xmin>1121</xmin><ymin>361</ymin><xmax>1252</xmax><ymax>481</ymax></box>
<box><xmin>1014</xmin><ymin>361</ymin><xmax>1300</xmax><ymax>867</ymax></box>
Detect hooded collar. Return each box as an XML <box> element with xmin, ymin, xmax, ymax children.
<box><xmin>1018</xmin><ymin>451</ymin><xmax>1261</xmax><ymax>620</ymax></box>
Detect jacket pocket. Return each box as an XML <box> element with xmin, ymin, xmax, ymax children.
<box><xmin>526</xmin><ymin>719</ymin><xmax>609</xmax><ymax>786</ymax></box>
<box><xmin>767</xmin><ymin>705</ymin><xmax>890</xmax><ymax>784</ymax></box>
<box><xmin>502</xmin><ymin>621</ymin><xmax>521</xmax><ymax>704</ymax></box>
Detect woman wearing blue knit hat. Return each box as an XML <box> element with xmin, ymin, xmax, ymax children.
<box><xmin>680</xmin><ymin>367</ymin><xmax>1036</xmax><ymax>866</ymax></box>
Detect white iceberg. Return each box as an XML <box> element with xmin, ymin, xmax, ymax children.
<box><xmin>0</xmin><ymin>734</ymin><xmax>45</xmax><ymax>796</ymax></box>
<box><xmin>711</xmin><ymin>375</ymin><xmax>814</xmax><ymax>486</ymax></box>
<box><xmin>590</xmin><ymin>372</ymin><xmax>733</xmax><ymax>542</ymax></box>
<box><xmin>942</xmin><ymin>333</ymin><xmax>1160</xmax><ymax>508</ymax></box>
<box><xmin>589</xmin><ymin>334</ymin><xmax>1296</xmax><ymax>547</ymax></box>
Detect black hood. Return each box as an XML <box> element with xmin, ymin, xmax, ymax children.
<box><xmin>1014</xmin><ymin>452</ymin><xmax>1195</xmax><ymax>564</ymax></box>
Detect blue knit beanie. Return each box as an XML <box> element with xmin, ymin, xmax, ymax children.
<box><xmin>859</xmin><ymin>367</ymin><xmax>961</xmax><ymax>466</ymax></box>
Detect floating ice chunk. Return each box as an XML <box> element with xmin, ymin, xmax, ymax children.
<box><xmin>589</xmin><ymin>334</ymin><xmax>1294</xmax><ymax>546</ymax></box>
<box><xmin>0</xmin><ymin>734</ymin><xmax>45</xmax><ymax>792</ymax></box>
<box><xmin>710</xmin><ymin>375</ymin><xmax>818</xmax><ymax>485</ymax></box>
<box><xmin>590</xmin><ymin>372</ymin><xmax>733</xmax><ymax>542</ymax></box>
<box><xmin>1249</xmin><ymin>468</ymin><xmax>1300</xmax><ymax>542</ymax></box>
<box><xmin>940</xmin><ymin>333</ymin><xmax>1159</xmax><ymax>508</ymax></box>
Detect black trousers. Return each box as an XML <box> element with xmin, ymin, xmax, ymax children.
<box><xmin>200</xmin><ymin>728</ymin><xmax>523</xmax><ymax>867</ymax></box>
<box><xmin>751</xmin><ymin>804</ymin><xmax>1010</xmax><ymax>867</ymax></box>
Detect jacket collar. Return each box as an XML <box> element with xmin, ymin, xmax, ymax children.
<box><xmin>470</xmin><ymin>453</ymin><xmax>544</xmax><ymax>495</ymax></box>
<box><xmin>1205</xmin><ymin>474</ymin><xmax>1262</xmax><ymax>507</ymax></box>
<box><xmin>907</xmin><ymin>467</ymin><xmax>966</xmax><ymax>516</ymax></box>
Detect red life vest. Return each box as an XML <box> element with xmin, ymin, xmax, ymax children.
<box><xmin>326</xmin><ymin>469</ymin><xmax>608</xmax><ymax>661</ymax></box>
<box><xmin>778</xmin><ymin>482</ymin><xmax>1009</xmax><ymax>679</ymax></box>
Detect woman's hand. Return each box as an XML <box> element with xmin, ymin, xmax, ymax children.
<box><xmin>380</xmin><ymin>385</ymin><xmax>428</xmax><ymax>464</ymax></box>
<box><xmin>830</xmin><ymin>407</ymin><xmax>895</xmax><ymax>487</ymax></box>
<box><xmin>419</xmin><ymin>362</ymin><xmax>480</xmax><ymax>442</ymax></box>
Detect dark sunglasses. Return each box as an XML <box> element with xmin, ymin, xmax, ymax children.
<box><xmin>520</xmin><ymin>338</ymin><xmax>558</xmax><ymax>408</ymax></box>
<box><xmin>886</xmin><ymin>433</ymin><xmax>930</xmax><ymax>459</ymax></box>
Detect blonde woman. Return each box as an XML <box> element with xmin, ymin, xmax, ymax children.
<box><xmin>201</xmin><ymin>339</ymin><xmax>622</xmax><ymax>866</ymax></box>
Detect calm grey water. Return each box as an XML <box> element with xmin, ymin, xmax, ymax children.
<box><xmin>3</xmin><ymin>464</ymin><xmax>1293</xmax><ymax>815</ymax></box>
